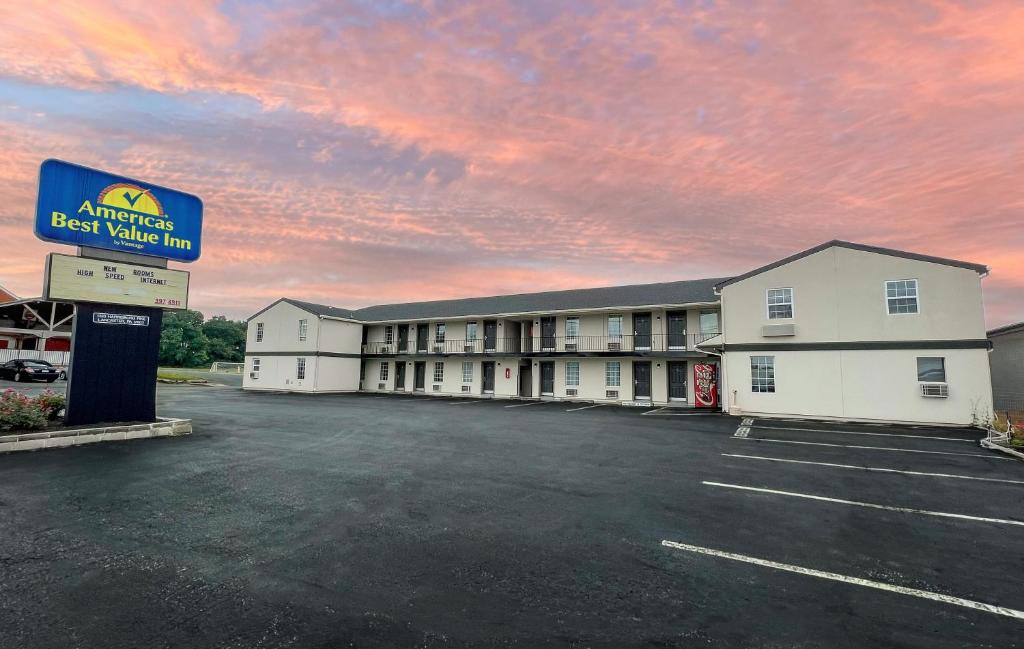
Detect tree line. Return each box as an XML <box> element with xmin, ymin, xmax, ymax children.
<box><xmin>159</xmin><ymin>310</ymin><xmax>246</xmax><ymax>368</ymax></box>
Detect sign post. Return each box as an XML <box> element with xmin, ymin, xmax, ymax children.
<box><xmin>34</xmin><ymin>160</ymin><xmax>203</xmax><ymax>426</ymax></box>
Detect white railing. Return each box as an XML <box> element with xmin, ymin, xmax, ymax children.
<box><xmin>0</xmin><ymin>349</ymin><xmax>71</xmax><ymax>368</ymax></box>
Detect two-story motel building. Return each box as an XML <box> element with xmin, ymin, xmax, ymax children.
<box><xmin>243</xmin><ymin>241</ymin><xmax>995</xmax><ymax>426</ymax></box>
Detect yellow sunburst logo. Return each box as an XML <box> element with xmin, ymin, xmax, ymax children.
<box><xmin>97</xmin><ymin>183</ymin><xmax>164</xmax><ymax>216</ymax></box>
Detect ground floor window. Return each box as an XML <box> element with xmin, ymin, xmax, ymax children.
<box><xmin>605</xmin><ymin>361</ymin><xmax>620</xmax><ymax>387</ymax></box>
<box><xmin>379</xmin><ymin>361</ymin><xmax>389</xmax><ymax>381</ymax></box>
<box><xmin>433</xmin><ymin>361</ymin><xmax>444</xmax><ymax>383</ymax></box>
<box><xmin>296</xmin><ymin>357</ymin><xmax>307</xmax><ymax>380</ymax></box>
<box><xmin>750</xmin><ymin>356</ymin><xmax>774</xmax><ymax>392</ymax></box>
<box><xmin>462</xmin><ymin>361</ymin><xmax>473</xmax><ymax>383</ymax></box>
<box><xmin>251</xmin><ymin>358</ymin><xmax>260</xmax><ymax>372</ymax></box>
<box><xmin>566</xmin><ymin>361</ymin><xmax>580</xmax><ymax>386</ymax></box>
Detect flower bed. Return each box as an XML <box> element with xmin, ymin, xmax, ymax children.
<box><xmin>0</xmin><ymin>389</ymin><xmax>66</xmax><ymax>432</ymax></box>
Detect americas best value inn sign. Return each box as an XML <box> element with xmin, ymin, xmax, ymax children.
<box><xmin>35</xmin><ymin>159</ymin><xmax>203</xmax><ymax>262</ymax></box>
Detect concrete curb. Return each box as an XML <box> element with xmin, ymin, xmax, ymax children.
<box><xmin>980</xmin><ymin>439</ymin><xmax>1024</xmax><ymax>461</ymax></box>
<box><xmin>0</xmin><ymin>417</ymin><xmax>192</xmax><ymax>454</ymax></box>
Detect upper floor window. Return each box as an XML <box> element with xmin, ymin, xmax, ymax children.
<box><xmin>255</xmin><ymin>322</ymin><xmax>264</xmax><ymax>342</ymax></box>
<box><xmin>384</xmin><ymin>325</ymin><xmax>394</xmax><ymax>345</ymax></box>
<box><xmin>699</xmin><ymin>311</ymin><xmax>720</xmax><ymax>336</ymax></box>
<box><xmin>608</xmin><ymin>315</ymin><xmax>623</xmax><ymax>339</ymax></box>
<box><xmin>566</xmin><ymin>316</ymin><xmax>580</xmax><ymax>341</ymax></box>
<box><xmin>298</xmin><ymin>319</ymin><xmax>308</xmax><ymax>341</ymax></box>
<box><xmin>466</xmin><ymin>321</ymin><xmax>478</xmax><ymax>341</ymax></box>
<box><xmin>751</xmin><ymin>356</ymin><xmax>775</xmax><ymax>393</ymax></box>
<box><xmin>435</xmin><ymin>323</ymin><xmax>446</xmax><ymax>342</ymax></box>
<box><xmin>767</xmin><ymin>288</ymin><xmax>794</xmax><ymax>319</ymax></box>
<box><xmin>566</xmin><ymin>361</ymin><xmax>580</xmax><ymax>386</ymax></box>
<box><xmin>296</xmin><ymin>357</ymin><xmax>306</xmax><ymax>380</ymax></box>
<box><xmin>917</xmin><ymin>357</ymin><xmax>946</xmax><ymax>382</ymax></box>
<box><xmin>379</xmin><ymin>361</ymin><xmax>389</xmax><ymax>381</ymax></box>
<box><xmin>886</xmin><ymin>279</ymin><xmax>919</xmax><ymax>314</ymax></box>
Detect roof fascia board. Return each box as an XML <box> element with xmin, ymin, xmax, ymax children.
<box><xmin>354</xmin><ymin>300</ymin><xmax>722</xmax><ymax>325</ymax></box>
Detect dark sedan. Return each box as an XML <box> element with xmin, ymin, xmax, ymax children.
<box><xmin>0</xmin><ymin>359</ymin><xmax>61</xmax><ymax>383</ymax></box>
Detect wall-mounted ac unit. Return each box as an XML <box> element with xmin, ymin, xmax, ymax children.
<box><xmin>377</xmin><ymin>383</ymin><xmax>386</xmax><ymax>390</ymax></box>
<box><xmin>464</xmin><ymin>343</ymin><xmax>475</xmax><ymax>353</ymax></box>
<box><xmin>461</xmin><ymin>385</ymin><xmax>471</xmax><ymax>392</ymax></box>
<box><xmin>761</xmin><ymin>324</ymin><xmax>795</xmax><ymax>337</ymax></box>
<box><xmin>607</xmin><ymin>342</ymin><xmax>621</xmax><ymax>351</ymax></box>
<box><xmin>249</xmin><ymin>372</ymin><xmax>259</xmax><ymax>379</ymax></box>
<box><xmin>434</xmin><ymin>343</ymin><xmax>445</xmax><ymax>353</ymax></box>
<box><xmin>566</xmin><ymin>388</ymin><xmax>578</xmax><ymax>397</ymax></box>
<box><xmin>380</xmin><ymin>345</ymin><xmax>392</xmax><ymax>353</ymax></box>
<box><xmin>606</xmin><ymin>390</ymin><xmax>619</xmax><ymax>399</ymax></box>
<box><xmin>565</xmin><ymin>343</ymin><xmax>578</xmax><ymax>352</ymax></box>
<box><xmin>920</xmin><ymin>383</ymin><xmax>949</xmax><ymax>398</ymax></box>
<box><xmin>432</xmin><ymin>384</ymin><xmax>442</xmax><ymax>391</ymax></box>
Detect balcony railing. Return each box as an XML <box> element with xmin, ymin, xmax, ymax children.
<box><xmin>362</xmin><ymin>333</ymin><xmax>720</xmax><ymax>356</ymax></box>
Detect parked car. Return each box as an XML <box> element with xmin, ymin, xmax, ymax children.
<box><xmin>0</xmin><ymin>359</ymin><xmax>61</xmax><ymax>383</ymax></box>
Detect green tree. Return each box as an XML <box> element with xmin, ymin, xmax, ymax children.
<box><xmin>159</xmin><ymin>310</ymin><xmax>210</xmax><ymax>367</ymax></box>
<box><xmin>202</xmin><ymin>316</ymin><xmax>247</xmax><ymax>363</ymax></box>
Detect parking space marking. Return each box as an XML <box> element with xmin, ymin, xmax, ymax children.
<box><xmin>565</xmin><ymin>403</ymin><xmax>607</xmax><ymax>412</ymax></box>
<box><xmin>505</xmin><ymin>400</ymin><xmax>547</xmax><ymax>408</ymax></box>
<box><xmin>660</xmin><ymin>540</ymin><xmax>1024</xmax><ymax>620</ymax></box>
<box><xmin>741</xmin><ymin>418</ymin><xmax>754</xmax><ymax>427</ymax></box>
<box><xmin>641</xmin><ymin>407</ymin><xmax>666</xmax><ymax>415</ymax></box>
<box><xmin>722</xmin><ymin>454</ymin><xmax>1024</xmax><ymax>485</ymax></box>
<box><xmin>733</xmin><ymin>436</ymin><xmax>1010</xmax><ymax>459</ymax></box>
<box><xmin>448</xmin><ymin>400</ymin><xmax>481</xmax><ymax>405</ymax></box>
<box><xmin>734</xmin><ymin>427</ymin><xmax>750</xmax><ymax>438</ymax></box>
<box><xmin>703</xmin><ymin>481</ymin><xmax>1024</xmax><ymax>527</ymax></box>
<box><xmin>752</xmin><ymin>425</ymin><xmax>975</xmax><ymax>443</ymax></box>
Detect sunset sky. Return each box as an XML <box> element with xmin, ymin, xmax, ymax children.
<box><xmin>0</xmin><ymin>0</ymin><xmax>1020</xmax><ymax>326</ymax></box>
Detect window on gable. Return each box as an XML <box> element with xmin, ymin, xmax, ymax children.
<box><xmin>767</xmin><ymin>288</ymin><xmax>793</xmax><ymax>319</ymax></box>
<box><xmin>256</xmin><ymin>322</ymin><xmax>264</xmax><ymax>342</ymax></box>
<box><xmin>886</xmin><ymin>279</ymin><xmax>919</xmax><ymax>314</ymax></box>
<box><xmin>298</xmin><ymin>319</ymin><xmax>308</xmax><ymax>341</ymax></box>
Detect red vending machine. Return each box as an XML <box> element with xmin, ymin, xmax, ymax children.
<box><xmin>694</xmin><ymin>363</ymin><xmax>719</xmax><ymax>408</ymax></box>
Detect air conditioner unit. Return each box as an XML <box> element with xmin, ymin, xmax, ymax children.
<box><xmin>249</xmin><ymin>372</ymin><xmax>259</xmax><ymax>379</ymax></box>
<box><xmin>920</xmin><ymin>383</ymin><xmax>949</xmax><ymax>398</ymax></box>
<box><xmin>380</xmin><ymin>345</ymin><xmax>392</xmax><ymax>353</ymax></box>
<box><xmin>432</xmin><ymin>384</ymin><xmax>442</xmax><ymax>391</ymax></box>
<box><xmin>607</xmin><ymin>341</ymin><xmax>621</xmax><ymax>351</ymax></box>
<box><xmin>378</xmin><ymin>383</ymin><xmax>386</xmax><ymax>390</ymax></box>
<box><xmin>566</xmin><ymin>388</ymin><xmax>578</xmax><ymax>397</ymax></box>
<box><xmin>565</xmin><ymin>343</ymin><xmax>578</xmax><ymax>352</ymax></box>
<box><xmin>606</xmin><ymin>390</ymin><xmax>619</xmax><ymax>399</ymax></box>
<box><xmin>434</xmin><ymin>343</ymin><xmax>445</xmax><ymax>353</ymax></box>
<box><xmin>461</xmin><ymin>385</ymin><xmax>471</xmax><ymax>392</ymax></box>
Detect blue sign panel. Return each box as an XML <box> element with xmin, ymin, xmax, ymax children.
<box><xmin>35</xmin><ymin>159</ymin><xmax>203</xmax><ymax>262</ymax></box>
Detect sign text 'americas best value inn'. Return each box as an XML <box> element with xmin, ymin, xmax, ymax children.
<box><xmin>35</xmin><ymin>159</ymin><xmax>203</xmax><ymax>262</ymax></box>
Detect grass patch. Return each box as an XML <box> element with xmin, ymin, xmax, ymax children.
<box><xmin>157</xmin><ymin>370</ymin><xmax>203</xmax><ymax>382</ymax></box>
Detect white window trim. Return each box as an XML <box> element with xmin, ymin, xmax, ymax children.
<box><xmin>462</xmin><ymin>361</ymin><xmax>473</xmax><ymax>384</ymax></box>
<box><xmin>607</xmin><ymin>315</ymin><xmax>623</xmax><ymax>339</ymax></box>
<box><xmin>916</xmin><ymin>356</ymin><xmax>947</xmax><ymax>383</ymax></box>
<box><xmin>379</xmin><ymin>361</ymin><xmax>389</xmax><ymax>382</ymax></box>
<box><xmin>251</xmin><ymin>358</ymin><xmax>261</xmax><ymax>371</ymax></box>
<box><xmin>433</xmin><ymin>361</ymin><xmax>445</xmax><ymax>383</ymax></box>
<box><xmin>766</xmin><ymin>287</ymin><xmax>794</xmax><ymax>320</ymax></box>
<box><xmin>884</xmin><ymin>279</ymin><xmax>921</xmax><ymax>316</ymax></box>
<box><xmin>384</xmin><ymin>325</ymin><xmax>394</xmax><ymax>345</ymax></box>
<box><xmin>750</xmin><ymin>355</ymin><xmax>775</xmax><ymax>393</ymax></box>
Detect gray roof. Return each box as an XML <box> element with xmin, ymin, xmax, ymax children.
<box><xmin>988</xmin><ymin>321</ymin><xmax>1024</xmax><ymax>337</ymax></box>
<box><xmin>248</xmin><ymin>298</ymin><xmax>358</xmax><ymax>322</ymax></box>
<box><xmin>714</xmin><ymin>240</ymin><xmax>989</xmax><ymax>290</ymax></box>
<box><xmin>265</xmin><ymin>277</ymin><xmax>727</xmax><ymax>323</ymax></box>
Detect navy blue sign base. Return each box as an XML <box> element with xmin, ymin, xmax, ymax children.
<box><xmin>65</xmin><ymin>303</ymin><xmax>163</xmax><ymax>426</ymax></box>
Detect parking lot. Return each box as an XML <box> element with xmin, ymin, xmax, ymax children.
<box><xmin>1</xmin><ymin>386</ymin><xmax>1021</xmax><ymax>648</ymax></box>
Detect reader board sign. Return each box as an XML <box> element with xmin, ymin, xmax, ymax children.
<box><xmin>35</xmin><ymin>159</ymin><xmax>203</xmax><ymax>262</ymax></box>
<box><xmin>44</xmin><ymin>253</ymin><xmax>189</xmax><ymax>310</ymax></box>
<box><xmin>93</xmin><ymin>312</ymin><xmax>151</xmax><ymax>326</ymax></box>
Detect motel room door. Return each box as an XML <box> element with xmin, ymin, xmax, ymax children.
<box><xmin>518</xmin><ymin>360</ymin><xmax>532</xmax><ymax>397</ymax></box>
<box><xmin>416</xmin><ymin>325</ymin><xmax>429</xmax><ymax>353</ymax></box>
<box><xmin>667</xmin><ymin>361</ymin><xmax>687</xmax><ymax>401</ymax></box>
<box><xmin>540</xmin><ymin>317</ymin><xmax>556</xmax><ymax>350</ymax></box>
<box><xmin>397</xmin><ymin>325</ymin><xmax>409</xmax><ymax>353</ymax></box>
<box><xmin>633</xmin><ymin>312</ymin><xmax>652</xmax><ymax>350</ymax></box>
<box><xmin>667</xmin><ymin>311</ymin><xmax>686</xmax><ymax>350</ymax></box>
<box><xmin>414</xmin><ymin>361</ymin><xmax>426</xmax><ymax>391</ymax></box>
<box><xmin>482</xmin><ymin>361</ymin><xmax>496</xmax><ymax>393</ymax></box>
<box><xmin>633</xmin><ymin>361</ymin><xmax>652</xmax><ymax>400</ymax></box>
<box><xmin>483</xmin><ymin>320</ymin><xmax>498</xmax><ymax>352</ymax></box>
<box><xmin>394</xmin><ymin>362</ymin><xmax>407</xmax><ymax>391</ymax></box>
<box><xmin>540</xmin><ymin>361</ymin><xmax>555</xmax><ymax>396</ymax></box>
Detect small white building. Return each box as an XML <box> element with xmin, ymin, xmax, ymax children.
<box><xmin>244</xmin><ymin>241</ymin><xmax>994</xmax><ymax>426</ymax></box>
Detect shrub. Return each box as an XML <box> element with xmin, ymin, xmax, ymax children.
<box><xmin>0</xmin><ymin>389</ymin><xmax>48</xmax><ymax>432</ymax></box>
<box><xmin>34</xmin><ymin>390</ymin><xmax>66</xmax><ymax>421</ymax></box>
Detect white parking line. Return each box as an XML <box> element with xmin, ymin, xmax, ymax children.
<box><xmin>565</xmin><ymin>403</ymin><xmax>607</xmax><ymax>412</ymax></box>
<box><xmin>504</xmin><ymin>400</ymin><xmax>547</xmax><ymax>408</ymax></box>
<box><xmin>721</xmin><ymin>454</ymin><xmax>1024</xmax><ymax>485</ymax></box>
<box><xmin>752</xmin><ymin>425</ymin><xmax>975</xmax><ymax>443</ymax></box>
<box><xmin>733</xmin><ymin>436</ymin><xmax>1009</xmax><ymax>459</ymax></box>
<box><xmin>703</xmin><ymin>481</ymin><xmax>1024</xmax><ymax>527</ymax></box>
<box><xmin>641</xmin><ymin>407</ymin><xmax>666</xmax><ymax>415</ymax></box>
<box><xmin>660</xmin><ymin>540</ymin><xmax>1024</xmax><ymax>620</ymax></box>
<box><xmin>447</xmin><ymin>400</ymin><xmax>480</xmax><ymax>405</ymax></box>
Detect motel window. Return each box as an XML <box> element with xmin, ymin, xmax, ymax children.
<box><xmin>462</xmin><ymin>361</ymin><xmax>473</xmax><ymax>383</ymax></box>
<box><xmin>886</xmin><ymin>279</ymin><xmax>919</xmax><ymax>314</ymax></box>
<box><xmin>433</xmin><ymin>362</ymin><xmax>445</xmax><ymax>383</ymax></box>
<box><xmin>566</xmin><ymin>361</ymin><xmax>580</xmax><ymax>387</ymax></box>
<box><xmin>296</xmin><ymin>357</ymin><xmax>306</xmax><ymax>380</ymax></box>
<box><xmin>608</xmin><ymin>315</ymin><xmax>623</xmax><ymax>339</ymax></box>
<box><xmin>605</xmin><ymin>361</ymin><xmax>621</xmax><ymax>387</ymax></box>
<box><xmin>251</xmin><ymin>358</ymin><xmax>260</xmax><ymax>372</ymax></box>
<box><xmin>256</xmin><ymin>322</ymin><xmax>264</xmax><ymax>342</ymax></box>
<box><xmin>767</xmin><ymin>288</ymin><xmax>794</xmax><ymax>319</ymax></box>
<box><xmin>917</xmin><ymin>357</ymin><xmax>946</xmax><ymax>383</ymax></box>
<box><xmin>435</xmin><ymin>323</ymin><xmax>446</xmax><ymax>343</ymax></box>
<box><xmin>566</xmin><ymin>317</ymin><xmax>580</xmax><ymax>341</ymax></box>
<box><xmin>298</xmin><ymin>319</ymin><xmax>308</xmax><ymax>341</ymax></box>
<box><xmin>384</xmin><ymin>325</ymin><xmax>394</xmax><ymax>345</ymax></box>
<box><xmin>466</xmin><ymin>321</ymin><xmax>478</xmax><ymax>341</ymax></box>
<box><xmin>379</xmin><ymin>361</ymin><xmax>389</xmax><ymax>382</ymax></box>
<box><xmin>750</xmin><ymin>356</ymin><xmax>775</xmax><ymax>393</ymax></box>
<box><xmin>699</xmin><ymin>311</ymin><xmax>720</xmax><ymax>336</ymax></box>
